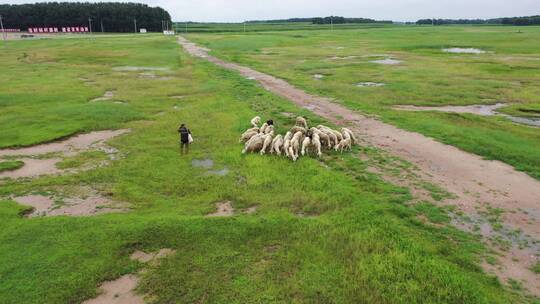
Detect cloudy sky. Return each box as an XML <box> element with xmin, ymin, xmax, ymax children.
<box><xmin>4</xmin><ymin>0</ymin><xmax>540</xmax><ymax>22</ymax></box>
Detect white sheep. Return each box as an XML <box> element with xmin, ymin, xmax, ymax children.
<box><xmin>242</xmin><ymin>133</ymin><xmax>265</xmax><ymax>154</ymax></box>
<box><xmin>283</xmin><ymin>131</ymin><xmax>293</xmax><ymax>157</ymax></box>
<box><xmin>301</xmin><ymin>137</ymin><xmax>311</xmax><ymax>156</ymax></box>
<box><xmin>251</xmin><ymin>116</ymin><xmax>261</xmax><ymax>128</ymax></box>
<box><xmin>264</xmin><ymin>125</ymin><xmax>275</xmax><ymax>135</ymax></box>
<box><xmin>271</xmin><ymin>135</ymin><xmax>284</xmax><ymax>155</ymax></box>
<box><xmin>311</xmin><ymin>133</ymin><xmax>322</xmax><ymax>157</ymax></box>
<box><xmin>240</xmin><ymin>130</ymin><xmax>259</xmax><ymax>143</ymax></box>
<box><xmin>310</xmin><ymin>127</ymin><xmax>331</xmax><ymax>149</ymax></box>
<box><xmin>259</xmin><ymin>122</ymin><xmax>268</xmax><ymax>134</ymax></box>
<box><xmin>341</xmin><ymin>127</ymin><xmax>357</xmax><ymax>144</ymax></box>
<box><xmin>295</xmin><ymin>116</ymin><xmax>308</xmax><ymax>129</ymax></box>
<box><xmin>337</xmin><ymin>138</ymin><xmax>352</xmax><ymax>152</ymax></box>
<box><xmin>260</xmin><ymin>132</ymin><xmax>274</xmax><ymax>155</ymax></box>
<box><xmin>290</xmin><ymin>126</ymin><xmax>307</xmax><ymax>135</ymax></box>
<box><xmin>288</xmin><ymin>131</ymin><xmax>304</xmax><ymax>161</ymax></box>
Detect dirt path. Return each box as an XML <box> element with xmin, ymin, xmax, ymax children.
<box><xmin>179</xmin><ymin>36</ymin><xmax>540</xmax><ymax>296</ymax></box>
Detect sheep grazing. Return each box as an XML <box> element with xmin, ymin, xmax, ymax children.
<box><xmin>251</xmin><ymin>116</ymin><xmax>261</xmax><ymax>128</ymax></box>
<box><xmin>283</xmin><ymin>131</ymin><xmax>293</xmax><ymax>157</ymax></box>
<box><xmin>295</xmin><ymin>116</ymin><xmax>308</xmax><ymax>129</ymax></box>
<box><xmin>242</xmin><ymin>133</ymin><xmax>265</xmax><ymax>154</ymax></box>
<box><xmin>290</xmin><ymin>126</ymin><xmax>307</xmax><ymax>135</ymax></box>
<box><xmin>260</xmin><ymin>133</ymin><xmax>274</xmax><ymax>155</ymax></box>
<box><xmin>259</xmin><ymin>122</ymin><xmax>269</xmax><ymax>134</ymax></box>
<box><xmin>310</xmin><ymin>127</ymin><xmax>331</xmax><ymax>149</ymax></box>
<box><xmin>301</xmin><ymin>137</ymin><xmax>311</xmax><ymax>156</ymax></box>
<box><xmin>311</xmin><ymin>133</ymin><xmax>323</xmax><ymax>157</ymax></box>
<box><xmin>271</xmin><ymin>135</ymin><xmax>284</xmax><ymax>155</ymax></box>
<box><xmin>240</xmin><ymin>127</ymin><xmax>260</xmax><ymax>142</ymax></box>
<box><xmin>341</xmin><ymin>127</ymin><xmax>357</xmax><ymax>144</ymax></box>
<box><xmin>288</xmin><ymin>131</ymin><xmax>304</xmax><ymax>161</ymax></box>
<box><xmin>264</xmin><ymin>125</ymin><xmax>275</xmax><ymax>135</ymax></box>
<box><xmin>337</xmin><ymin>137</ymin><xmax>352</xmax><ymax>152</ymax></box>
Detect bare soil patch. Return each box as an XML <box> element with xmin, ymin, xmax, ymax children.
<box><xmin>206</xmin><ymin>201</ymin><xmax>234</xmax><ymax>217</ymax></box>
<box><xmin>90</xmin><ymin>91</ymin><xmax>114</xmax><ymax>102</ymax></box>
<box><xmin>130</xmin><ymin>248</ymin><xmax>176</xmax><ymax>264</ymax></box>
<box><xmin>370</xmin><ymin>58</ymin><xmax>402</xmax><ymax>65</ymax></box>
<box><xmin>112</xmin><ymin>66</ymin><xmax>169</xmax><ymax>72</ymax></box>
<box><xmin>179</xmin><ymin>36</ymin><xmax>540</xmax><ymax>296</ymax></box>
<box><xmin>356</xmin><ymin>82</ymin><xmax>385</xmax><ymax>88</ymax></box>
<box><xmin>12</xmin><ymin>192</ymin><xmax>126</xmax><ymax>217</ymax></box>
<box><xmin>0</xmin><ymin>130</ymin><xmax>129</xmax><ymax>179</ymax></box>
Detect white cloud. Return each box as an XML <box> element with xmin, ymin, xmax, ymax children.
<box><xmin>3</xmin><ymin>0</ymin><xmax>540</xmax><ymax>22</ymax></box>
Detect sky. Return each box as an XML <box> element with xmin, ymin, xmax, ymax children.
<box><xmin>4</xmin><ymin>0</ymin><xmax>540</xmax><ymax>22</ymax></box>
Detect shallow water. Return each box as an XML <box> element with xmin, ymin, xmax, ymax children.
<box><xmin>443</xmin><ymin>48</ymin><xmax>486</xmax><ymax>54</ymax></box>
<box><xmin>208</xmin><ymin>168</ymin><xmax>230</xmax><ymax>176</ymax></box>
<box><xmin>370</xmin><ymin>58</ymin><xmax>401</xmax><ymax>65</ymax></box>
<box><xmin>191</xmin><ymin>159</ymin><xmax>214</xmax><ymax>169</ymax></box>
<box><xmin>356</xmin><ymin>82</ymin><xmax>385</xmax><ymax>87</ymax></box>
<box><xmin>393</xmin><ymin>103</ymin><xmax>540</xmax><ymax>128</ymax></box>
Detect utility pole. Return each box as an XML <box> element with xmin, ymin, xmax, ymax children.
<box><xmin>134</xmin><ymin>18</ymin><xmax>137</xmax><ymax>33</ymax></box>
<box><xmin>100</xmin><ymin>19</ymin><xmax>104</xmax><ymax>33</ymax></box>
<box><xmin>88</xmin><ymin>17</ymin><xmax>92</xmax><ymax>37</ymax></box>
<box><xmin>161</xmin><ymin>20</ymin><xmax>164</xmax><ymax>32</ymax></box>
<box><xmin>0</xmin><ymin>15</ymin><xmax>6</xmax><ymax>42</ymax></box>
<box><xmin>330</xmin><ymin>16</ymin><xmax>334</xmax><ymax>31</ymax></box>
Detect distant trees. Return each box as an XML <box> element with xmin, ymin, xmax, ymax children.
<box><xmin>312</xmin><ymin>16</ymin><xmax>391</xmax><ymax>24</ymax></box>
<box><xmin>416</xmin><ymin>16</ymin><xmax>540</xmax><ymax>26</ymax></box>
<box><xmin>0</xmin><ymin>2</ymin><xmax>171</xmax><ymax>32</ymax></box>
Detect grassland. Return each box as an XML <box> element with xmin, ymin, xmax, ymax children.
<box><xmin>188</xmin><ymin>25</ymin><xmax>540</xmax><ymax>180</ymax></box>
<box><xmin>174</xmin><ymin>22</ymin><xmax>391</xmax><ymax>33</ymax></box>
<box><xmin>0</xmin><ymin>33</ymin><xmax>535</xmax><ymax>303</ymax></box>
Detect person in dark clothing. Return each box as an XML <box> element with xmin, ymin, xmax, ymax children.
<box><xmin>178</xmin><ymin>123</ymin><xmax>192</xmax><ymax>154</ymax></box>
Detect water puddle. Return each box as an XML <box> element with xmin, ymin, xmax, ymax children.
<box><xmin>393</xmin><ymin>103</ymin><xmax>540</xmax><ymax>128</ymax></box>
<box><xmin>191</xmin><ymin>159</ymin><xmax>214</xmax><ymax>169</ymax></box>
<box><xmin>329</xmin><ymin>56</ymin><xmax>357</xmax><ymax>60</ymax></box>
<box><xmin>208</xmin><ymin>168</ymin><xmax>230</xmax><ymax>176</ymax></box>
<box><xmin>443</xmin><ymin>48</ymin><xmax>486</xmax><ymax>54</ymax></box>
<box><xmin>370</xmin><ymin>58</ymin><xmax>402</xmax><ymax>65</ymax></box>
<box><xmin>313</xmin><ymin>74</ymin><xmax>325</xmax><ymax>79</ymax></box>
<box><xmin>356</xmin><ymin>82</ymin><xmax>385</xmax><ymax>87</ymax></box>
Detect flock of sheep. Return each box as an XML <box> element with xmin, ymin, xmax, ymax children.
<box><xmin>240</xmin><ymin>116</ymin><xmax>357</xmax><ymax>161</ymax></box>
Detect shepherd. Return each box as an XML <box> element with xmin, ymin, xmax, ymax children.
<box><xmin>178</xmin><ymin>123</ymin><xmax>193</xmax><ymax>154</ymax></box>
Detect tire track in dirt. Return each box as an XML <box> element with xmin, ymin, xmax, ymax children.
<box><xmin>178</xmin><ymin>36</ymin><xmax>540</xmax><ymax>296</ymax></box>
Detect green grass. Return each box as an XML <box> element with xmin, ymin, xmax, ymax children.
<box><xmin>0</xmin><ymin>160</ymin><xmax>24</xmax><ymax>172</ymax></box>
<box><xmin>175</xmin><ymin>22</ymin><xmax>391</xmax><ymax>33</ymax></box>
<box><xmin>188</xmin><ymin>25</ymin><xmax>540</xmax><ymax>180</ymax></box>
<box><xmin>0</xmin><ymin>34</ymin><xmax>533</xmax><ymax>303</ymax></box>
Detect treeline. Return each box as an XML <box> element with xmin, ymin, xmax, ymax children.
<box><xmin>246</xmin><ymin>16</ymin><xmax>391</xmax><ymax>24</ymax></box>
<box><xmin>0</xmin><ymin>2</ymin><xmax>171</xmax><ymax>32</ymax></box>
<box><xmin>417</xmin><ymin>15</ymin><xmax>540</xmax><ymax>26</ymax></box>
<box><xmin>312</xmin><ymin>16</ymin><xmax>391</xmax><ymax>24</ymax></box>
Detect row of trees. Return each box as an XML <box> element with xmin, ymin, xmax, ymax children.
<box><xmin>313</xmin><ymin>16</ymin><xmax>391</xmax><ymax>24</ymax></box>
<box><xmin>417</xmin><ymin>16</ymin><xmax>540</xmax><ymax>26</ymax></box>
<box><xmin>0</xmin><ymin>2</ymin><xmax>171</xmax><ymax>32</ymax></box>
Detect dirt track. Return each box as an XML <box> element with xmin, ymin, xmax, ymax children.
<box><xmin>178</xmin><ymin>36</ymin><xmax>540</xmax><ymax>295</ymax></box>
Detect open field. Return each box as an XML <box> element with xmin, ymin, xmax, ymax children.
<box><xmin>0</xmin><ymin>29</ymin><xmax>538</xmax><ymax>303</ymax></box>
<box><xmin>174</xmin><ymin>22</ymin><xmax>391</xmax><ymax>33</ymax></box>
<box><xmin>188</xmin><ymin>25</ymin><xmax>540</xmax><ymax>180</ymax></box>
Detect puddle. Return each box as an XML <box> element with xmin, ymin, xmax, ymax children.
<box><xmin>0</xmin><ymin>158</ymin><xmax>62</xmax><ymax>179</ymax></box>
<box><xmin>313</xmin><ymin>74</ymin><xmax>324</xmax><ymax>79</ymax></box>
<box><xmin>443</xmin><ymin>48</ymin><xmax>486</xmax><ymax>54</ymax></box>
<box><xmin>206</xmin><ymin>201</ymin><xmax>234</xmax><ymax>217</ymax></box>
<box><xmin>370</xmin><ymin>58</ymin><xmax>402</xmax><ymax>65</ymax></box>
<box><xmin>112</xmin><ymin>66</ymin><xmax>169</xmax><ymax>72</ymax></box>
<box><xmin>393</xmin><ymin>103</ymin><xmax>540</xmax><ymax>128</ymax></box>
<box><xmin>138</xmin><ymin>73</ymin><xmax>173</xmax><ymax>80</ymax></box>
<box><xmin>356</xmin><ymin>82</ymin><xmax>385</xmax><ymax>87</ymax></box>
<box><xmin>329</xmin><ymin>56</ymin><xmax>357</xmax><ymax>60</ymax></box>
<box><xmin>12</xmin><ymin>192</ymin><xmax>126</xmax><ymax>217</ymax></box>
<box><xmin>208</xmin><ymin>168</ymin><xmax>230</xmax><ymax>176</ymax></box>
<box><xmin>90</xmin><ymin>91</ymin><xmax>114</xmax><ymax>102</ymax></box>
<box><xmin>191</xmin><ymin>159</ymin><xmax>214</xmax><ymax>169</ymax></box>
<box><xmin>246</xmin><ymin>76</ymin><xmax>256</xmax><ymax>80</ymax></box>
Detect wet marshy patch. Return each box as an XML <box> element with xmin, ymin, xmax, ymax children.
<box><xmin>443</xmin><ymin>48</ymin><xmax>487</xmax><ymax>54</ymax></box>
<box><xmin>191</xmin><ymin>158</ymin><xmax>230</xmax><ymax>176</ymax></box>
<box><xmin>370</xmin><ymin>58</ymin><xmax>402</xmax><ymax>65</ymax></box>
<box><xmin>356</xmin><ymin>82</ymin><xmax>385</xmax><ymax>88</ymax></box>
<box><xmin>392</xmin><ymin>103</ymin><xmax>540</xmax><ymax>128</ymax></box>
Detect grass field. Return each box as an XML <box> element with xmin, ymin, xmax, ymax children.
<box><xmin>0</xmin><ymin>33</ymin><xmax>536</xmax><ymax>303</ymax></box>
<box><xmin>174</xmin><ymin>22</ymin><xmax>391</xmax><ymax>33</ymax></box>
<box><xmin>188</xmin><ymin>25</ymin><xmax>540</xmax><ymax>180</ymax></box>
